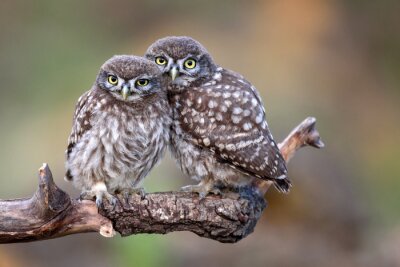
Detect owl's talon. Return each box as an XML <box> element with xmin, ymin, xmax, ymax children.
<box><xmin>130</xmin><ymin>187</ymin><xmax>146</xmax><ymax>200</ymax></box>
<box><xmin>80</xmin><ymin>190</ymin><xmax>96</xmax><ymax>201</ymax></box>
<box><xmin>180</xmin><ymin>184</ymin><xmax>218</xmax><ymax>199</ymax></box>
<box><xmin>122</xmin><ymin>191</ymin><xmax>130</xmax><ymax>203</ymax></box>
<box><xmin>95</xmin><ymin>197</ymin><xmax>103</xmax><ymax>208</ymax></box>
<box><xmin>83</xmin><ymin>189</ymin><xmax>117</xmax><ymax>209</ymax></box>
<box><xmin>110</xmin><ymin>197</ymin><xmax>118</xmax><ymax>208</ymax></box>
<box><xmin>198</xmin><ymin>191</ymin><xmax>207</xmax><ymax>200</ymax></box>
<box><xmin>95</xmin><ymin>196</ymin><xmax>118</xmax><ymax>210</ymax></box>
<box><xmin>138</xmin><ymin>187</ymin><xmax>146</xmax><ymax>200</ymax></box>
<box><xmin>103</xmin><ymin>193</ymin><xmax>118</xmax><ymax>210</ymax></box>
<box><xmin>180</xmin><ymin>184</ymin><xmax>195</xmax><ymax>193</ymax></box>
<box><xmin>209</xmin><ymin>187</ymin><xmax>222</xmax><ymax>196</ymax></box>
<box><xmin>118</xmin><ymin>187</ymin><xmax>146</xmax><ymax>203</ymax></box>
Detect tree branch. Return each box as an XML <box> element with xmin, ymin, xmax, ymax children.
<box><xmin>0</xmin><ymin>117</ymin><xmax>323</xmax><ymax>244</ymax></box>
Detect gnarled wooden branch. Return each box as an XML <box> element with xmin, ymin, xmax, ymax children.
<box><xmin>0</xmin><ymin>117</ymin><xmax>323</xmax><ymax>244</ymax></box>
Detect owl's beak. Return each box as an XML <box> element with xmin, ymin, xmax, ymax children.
<box><xmin>170</xmin><ymin>67</ymin><xmax>178</xmax><ymax>81</ymax></box>
<box><xmin>121</xmin><ymin>85</ymin><xmax>130</xmax><ymax>100</ymax></box>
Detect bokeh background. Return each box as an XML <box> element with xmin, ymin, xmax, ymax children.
<box><xmin>0</xmin><ymin>0</ymin><xmax>399</xmax><ymax>266</ymax></box>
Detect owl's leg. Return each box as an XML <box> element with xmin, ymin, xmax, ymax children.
<box><xmin>80</xmin><ymin>182</ymin><xmax>117</xmax><ymax>208</ymax></box>
<box><xmin>117</xmin><ymin>187</ymin><xmax>146</xmax><ymax>202</ymax></box>
<box><xmin>180</xmin><ymin>177</ymin><xmax>221</xmax><ymax>199</ymax></box>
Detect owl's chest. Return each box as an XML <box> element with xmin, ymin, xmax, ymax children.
<box><xmin>170</xmin><ymin>95</ymin><xmax>194</xmax><ymax>142</ymax></box>
<box><xmin>169</xmin><ymin>87</ymin><xmax>220</xmax><ymax>140</ymax></box>
<box><xmin>168</xmin><ymin>91</ymin><xmax>211</xmax><ymax>178</ymax></box>
<box><xmin>89</xmin><ymin>108</ymin><xmax>166</xmax><ymax>159</ymax></box>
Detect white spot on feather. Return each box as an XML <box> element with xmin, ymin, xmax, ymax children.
<box><xmin>243</xmin><ymin>122</ymin><xmax>253</xmax><ymax>131</ymax></box>
<box><xmin>208</xmin><ymin>100</ymin><xmax>218</xmax><ymax>109</ymax></box>
<box><xmin>213</xmin><ymin>72</ymin><xmax>222</xmax><ymax>80</ymax></box>
<box><xmin>255</xmin><ymin>113</ymin><xmax>263</xmax><ymax>124</ymax></box>
<box><xmin>226</xmin><ymin>144</ymin><xmax>236</xmax><ymax>151</ymax></box>
<box><xmin>223</xmin><ymin>92</ymin><xmax>231</xmax><ymax>98</ymax></box>
<box><xmin>243</xmin><ymin>109</ymin><xmax>251</xmax><ymax>116</ymax></box>
<box><xmin>231</xmin><ymin>115</ymin><xmax>242</xmax><ymax>124</ymax></box>
<box><xmin>203</xmin><ymin>138</ymin><xmax>210</xmax><ymax>146</ymax></box>
<box><xmin>224</xmin><ymin>100</ymin><xmax>232</xmax><ymax>107</ymax></box>
<box><xmin>216</xmin><ymin>113</ymin><xmax>223</xmax><ymax>121</ymax></box>
<box><xmin>232</xmin><ymin>91</ymin><xmax>240</xmax><ymax>98</ymax></box>
<box><xmin>233</xmin><ymin>107</ymin><xmax>243</xmax><ymax>114</ymax></box>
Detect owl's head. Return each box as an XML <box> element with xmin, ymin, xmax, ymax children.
<box><xmin>97</xmin><ymin>55</ymin><xmax>162</xmax><ymax>101</ymax></box>
<box><xmin>145</xmin><ymin>36</ymin><xmax>217</xmax><ymax>86</ymax></box>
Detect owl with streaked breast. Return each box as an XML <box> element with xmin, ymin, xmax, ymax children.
<box><xmin>65</xmin><ymin>55</ymin><xmax>171</xmax><ymax>206</ymax></box>
<box><xmin>145</xmin><ymin>36</ymin><xmax>290</xmax><ymax>197</ymax></box>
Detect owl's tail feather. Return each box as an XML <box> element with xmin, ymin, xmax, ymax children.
<box><xmin>273</xmin><ymin>178</ymin><xmax>292</xmax><ymax>194</ymax></box>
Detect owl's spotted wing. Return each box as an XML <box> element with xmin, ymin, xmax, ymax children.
<box><xmin>66</xmin><ymin>90</ymin><xmax>94</xmax><ymax>169</ymax></box>
<box><xmin>176</xmin><ymin>69</ymin><xmax>289</xmax><ymax>190</ymax></box>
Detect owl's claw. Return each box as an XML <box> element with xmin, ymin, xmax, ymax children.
<box><xmin>209</xmin><ymin>187</ymin><xmax>222</xmax><ymax>196</ymax></box>
<box><xmin>118</xmin><ymin>187</ymin><xmax>146</xmax><ymax>202</ymax></box>
<box><xmin>98</xmin><ymin>191</ymin><xmax>118</xmax><ymax>209</ymax></box>
<box><xmin>80</xmin><ymin>189</ymin><xmax>117</xmax><ymax>209</ymax></box>
<box><xmin>80</xmin><ymin>190</ymin><xmax>96</xmax><ymax>201</ymax></box>
<box><xmin>180</xmin><ymin>183</ymin><xmax>221</xmax><ymax>199</ymax></box>
<box><xmin>134</xmin><ymin>187</ymin><xmax>146</xmax><ymax>200</ymax></box>
<box><xmin>95</xmin><ymin>197</ymin><xmax>103</xmax><ymax>208</ymax></box>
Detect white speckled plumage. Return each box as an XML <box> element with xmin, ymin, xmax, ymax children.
<box><xmin>66</xmin><ymin>55</ymin><xmax>171</xmax><ymax>203</ymax></box>
<box><xmin>145</xmin><ymin>36</ymin><xmax>290</xmax><ymax>194</ymax></box>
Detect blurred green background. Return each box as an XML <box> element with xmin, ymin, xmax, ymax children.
<box><xmin>0</xmin><ymin>0</ymin><xmax>399</xmax><ymax>266</ymax></box>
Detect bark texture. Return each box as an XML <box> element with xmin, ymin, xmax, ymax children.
<box><xmin>0</xmin><ymin>117</ymin><xmax>323</xmax><ymax>244</ymax></box>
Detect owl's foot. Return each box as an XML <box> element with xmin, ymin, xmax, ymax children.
<box><xmin>180</xmin><ymin>183</ymin><xmax>221</xmax><ymax>199</ymax></box>
<box><xmin>118</xmin><ymin>187</ymin><xmax>146</xmax><ymax>202</ymax></box>
<box><xmin>95</xmin><ymin>191</ymin><xmax>118</xmax><ymax>209</ymax></box>
<box><xmin>80</xmin><ymin>185</ymin><xmax>118</xmax><ymax>209</ymax></box>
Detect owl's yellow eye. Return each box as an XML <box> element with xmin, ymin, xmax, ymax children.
<box><xmin>136</xmin><ymin>79</ymin><xmax>149</xmax><ymax>87</ymax></box>
<box><xmin>155</xmin><ymin>57</ymin><xmax>167</xmax><ymax>65</ymax></box>
<box><xmin>184</xmin><ymin>58</ymin><xmax>196</xmax><ymax>69</ymax></box>
<box><xmin>107</xmin><ymin>75</ymin><xmax>118</xmax><ymax>85</ymax></box>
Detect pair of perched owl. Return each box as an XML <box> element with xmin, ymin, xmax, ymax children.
<box><xmin>65</xmin><ymin>36</ymin><xmax>290</xmax><ymax>206</ymax></box>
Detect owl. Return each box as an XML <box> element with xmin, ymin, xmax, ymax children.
<box><xmin>65</xmin><ymin>55</ymin><xmax>171</xmax><ymax>207</ymax></box>
<box><xmin>145</xmin><ymin>36</ymin><xmax>290</xmax><ymax>197</ymax></box>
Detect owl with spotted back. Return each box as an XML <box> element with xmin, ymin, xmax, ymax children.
<box><xmin>65</xmin><ymin>55</ymin><xmax>171</xmax><ymax>206</ymax></box>
<box><xmin>145</xmin><ymin>36</ymin><xmax>290</xmax><ymax>197</ymax></box>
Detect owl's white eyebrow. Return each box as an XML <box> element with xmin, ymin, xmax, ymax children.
<box><xmin>185</xmin><ymin>54</ymin><xmax>202</xmax><ymax>60</ymax></box>
<box><xmin>155</xmin><ymin>53</ymin><xmax>169</xmax><ymax>58</ymax></box>
<box><xmin>136</xmin><ymin>75</ymin><xmax>152</xmax><ymax>80</ymax></box>
<box><xmin>105</xmin><ymin>72</ymin><xmax>117</xmax><ymax>77</ymax></box>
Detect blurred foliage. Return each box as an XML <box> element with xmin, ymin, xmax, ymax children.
<box><xmin>112</xmin><ymin>235</ymin><xmax>173</xmax><ymax>267</ymax></box>
<box><xmin>0</xmin><ymin>0</ymin><xmax>399</xmax><ymax>266</ymax></box>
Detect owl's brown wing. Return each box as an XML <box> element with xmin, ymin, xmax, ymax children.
<box><xmin>176</xmin><ymin>69</ymin><xmax>289</xmax><ymax>190</ymax></box>
<box><xmin>66</xmin><ymin>90</ymin><xmax>94</xmax><ymax>172</ymax></box>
